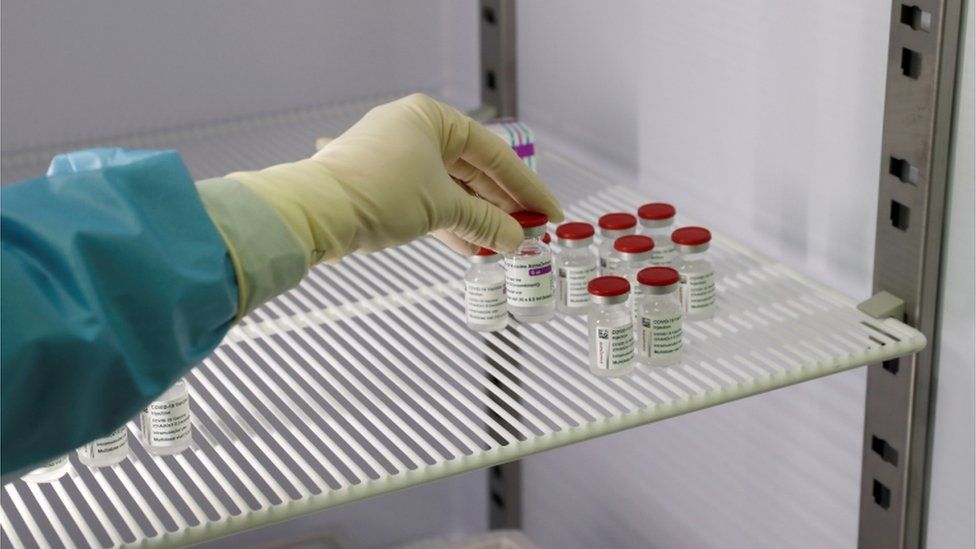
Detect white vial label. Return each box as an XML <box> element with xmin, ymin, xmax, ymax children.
<box><xmin>679</xmin><ymin>271</ymin><xmax>716</xmax><ymax>314</ymax></box>
<box><xmin>79</xmin><ymin>426</ymin><xmax>129</xmax><ymax>465</ymax></box>
<box><xmin>505</xmin><ymin>256</ymin><xmax>554</xmax><ymax>306</ymax></box>
<box><xmin>599</xmin><ymin>254</ymin><xmax>620</xmax><ymax>276</ymax></box>
<box><xmin>465</xmin><ymin>281</ymin><xmax>507</xmax><ymax>325</ymax></box>
<box><xmin>649</xmin><ymin>245</ymin><xmax>677</xmax><ymax>266</ymax></box>
<box><xmin>142</xmin><ymin>393</ymin><xmax>192</xmax><ymax>448</ymax></box>
<box><xmin>639</xmin><ymin>314</ymin><xmax>683</xmax><ymax>358</ymax></box>
<box><xmin>594</xmin><ymin>321</ymin><xmax>635</xmax><ymax>371</ymax></box>
<box><xmin>558</xmin><ymin>264</ymin><xmax>597</xmax><ymax>309</ymax></box>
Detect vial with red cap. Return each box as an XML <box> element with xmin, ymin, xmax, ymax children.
<box><xmin>637</xmin><ymin>203</ymin><xmax>678</xmax><ymax>265</ymax></box>
<box><xmin>464</xmin><ymin>248</ymin><xmax>508</xmax><ymax>332</ymax></box>
<box><xmin>672</xmin><ymin>226</ymin><xmax>716</xmax><ymax>320</ymax></box>
<box><xmin>587</xmin><ymin>276</ymin><xmax>635</xmax><ymax>377</ymax></box>
<box><xmin>554</xmin><ymin>222</ymin><xmax>598</xmax><ymax>315</ymax></box>
<box><xmin>612</xmin><ymin>234</ymin><xmax>656</xmax><ymax>324</ymax></box>
<box><xmin>504</xmin><ymin>211</ymin><xmax>555</xmax><ymax>322</ymax></box>
<box><xmin>635</xmin><ymin>267</ymin><xmax>683</xmax><ymax>367</ymax></box>
<box><xmin>597</xmin><ymin>213</ymin><xmax>638</xmax><ymax>276</ymax></box>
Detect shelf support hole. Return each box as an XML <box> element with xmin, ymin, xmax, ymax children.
<box><xmin>889</xmin><ymin>156</ymin><xmax>919</xmax><ymax>184</ymax></box>
<box><xmin>901</xmin><ymin>48</ymin><xmax>922</xmax><ymax>79</ymax></box>
<box><xmin>883</xmin><ymin>358</ymin><xmax>900</xmax><ymax>375</ymax></box>
<box><xmin>873</xmin><ymin>480</ymin><xmax>892</xmax><ymax>509</ymax></box>
<box><xmin>890</xmin><ymin>200</ymin><xmax>910</xmax><ymax>231</ymax></box>
<box><xmin>485</xmin><ymin>70</ymin><xmax>497</xmax><ymax>91</ymax></box>
<box><xmin>482</xmin><ymin>6</ymin><xmax>497</xmax><ymax>25</ymax></box>
<box><xmin>871</xmin><ymin>435</ymin><xmax>900</xmax><ymax>466</ymax></box>
<box><xmin>900</xmin><ymin>4</ymin><xmax>931</xmax><ymax>31</ymax></box>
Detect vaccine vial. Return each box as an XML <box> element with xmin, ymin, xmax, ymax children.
<box><xmin>612</xmin><ymin>234</ymin><xmax>655</xmax><ymax>324</ymax></box>
<box><xmin>635</xmin><ymin>267</ymin><xmax>683</xmax><ymax>367</ymax></box>
<box><xmin>672</xmin><ymin>226</ymin><xmax>716</xmax><ymax>320</ymax></box>
<box><xmin>587</xmin><ymin>276</ymin><xmax>635</xmax><ymax>377</ymax></box>
<box><xmin>140</xmin><ymin>378</ymin><xmax>193</xmax><ymax>456</ymax></box>
<box><xmin>22</xmin><ymin>455</ymin><xmax>70</xmax><ymax>483</ymax></box>
<box><xmin>554</xmin><ymin>222</ymin><xmax>598</xmax><ymax>315</ymax></box>
<box><xmin>637</xmin><ymin>203</ymin><xmax>678</xmax><ymax>265</ymax></box>
<box><xmin>465</xmin><ymin>248</ymin><xmax>508</xmax><ymax>332</ymax></box>
<box><xmin>505</xmin><ymin>211</ymin><xmax>555</xmax><ymax>323</ymax></box>
<box><xmin>78</xmin><ymin>425</ymin><xmax>130</xmax><ymax>468</ymax></box>
<box><xmin>597</xmin><ymin>213</ymin><xmax>637</xmax><ymax>276</ymax></box>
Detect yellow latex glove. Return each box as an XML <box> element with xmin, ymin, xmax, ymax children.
<box><xmin>230</xmin><ymin>94</ymin><xmax>563</xmax><ymax>262</ymax></box>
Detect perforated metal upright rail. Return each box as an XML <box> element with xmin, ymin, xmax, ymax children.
<box><xmin>0</xmin><ymin>97</ymin><xmax>926</xmax><ymax>548</ymax></box>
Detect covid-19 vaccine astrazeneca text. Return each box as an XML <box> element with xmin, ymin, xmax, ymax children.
<box><xmin>505</xmin><ymin>211</ymin><xmax>555</xmax><ymax>323</ymax></box>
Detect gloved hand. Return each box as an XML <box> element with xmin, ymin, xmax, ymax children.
<box><xmin>197</xmin><ymin>94</ymin><xmax>563</xmax><ymax>317</ymax></box>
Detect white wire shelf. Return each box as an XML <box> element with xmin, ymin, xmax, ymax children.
<box><xmin>0</xmin><ymin>98</ymin><xmax>926</xmax><ymax>548</ymax></box>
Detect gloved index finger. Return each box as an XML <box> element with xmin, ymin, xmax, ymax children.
<box><xmin>447</xmin><ymin>111</ymin><xmax>564</xmax><ymax>223</ymax></box>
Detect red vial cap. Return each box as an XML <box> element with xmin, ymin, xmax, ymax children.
<box><xmin>476</xmin><ymin>247</ymin><xmax>497</xmax><ymax>256</ymax></box>
<box><xmin>542</xmin><ymin>232</ymin><xmax>552</xmax><ymax>244</ymax></box>
<box><xmin>613</xmin><ymin>234</ymin><xmax>655</xmax><ymax>253</ymax></box>
<box><xmin>510</xmin><ymin>211</ymin><xmax>549</xmax><ymax>228</ymax></box>
<box><xmin>588</xmin><ymin>276</ymin><xmax>631</xmax><ymax>297</ymax></box>
<box><xmin>555</xmin><ymin>222</ymin><xmax>595</xmax><ymax>240</ymax></box>
<box><xmin>598</xmin><ymin>213</ymin><xmax>637</xmax><ymax>231</ymax></box>
<box><xmin>637</xmin><ymin>266</ymin><xmax>680</xmax><ymax>287</ymax></box>
<box><xmin>638</xmin><ymin>203</ymin><xmax>676</xmax><ymax>221</ymax></box>
<box><xmin>671</xmin><ymin>226</ymin><xmax>712</xmax><ymax>246</ymax></box>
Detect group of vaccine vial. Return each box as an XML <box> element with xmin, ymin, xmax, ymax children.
<box><xmin>21</xmin><ymin>379</ymin><xmax>194</xmax><ymax>483</ymax></box>
<box><xmin>464</xmin><ymin>203</ymin><xmax>716</xmax><ymax>377</ymax></box>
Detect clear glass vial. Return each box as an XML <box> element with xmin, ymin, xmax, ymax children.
<box><xmin>554</xmin><ymin>222</ymin><xmax>598</xmax><ymax>316</ymax></box>
<box><xmin>587</xmin><ymin>276</ymin><xmax>635</xmax><ymax>377</ymax></box>
<box><xmin>638</xmin><ymin>203</ymin><xmax>678</xmax><ymax>265</ymax></box>
<box><xmin>612</xmin><ymin>234</ymin><xmax>656</xmax><ymax>324</ymax></box>
<box><xmin>22</xmin><ymin>455</ymin><xmax>70</xmax><ymax>483</ymax></box>
<box><xmin>672</xmin><ymin>226</ymin><xmax>716</xmax><ymax>320</ymax></box>
<box><xmin>597</xmin><ymin>213</ymin><xmax>637</xmax><ymax>276</ymax></box>
<box><xmin>78</xmin><ymin>425</ymin><xmax>130</xmax><ymax>468</ymax></box>
<box><xmin>505</xmin><ymin>211</ymin><xmax>555</xmax><ymax>323</ymax></box>
<box><xmin>141</xmin><ymin>378</ymin><xmax>193</xmax><ymax>456</ymax></box>
<box><xmin>465</xmin><ymin>248</ymin><xmax>508</xmax><ymax>332</ymax></box>
<box><xmin>635</xmin><ymin>267</ymin><xmax>684</xmax><ymax>367</ymax></box>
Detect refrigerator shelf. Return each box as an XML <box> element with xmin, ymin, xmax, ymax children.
<box><xmin>0</xmin><ymin>98</ymin><xmax>925</xmax><ymax>548</ymax></box>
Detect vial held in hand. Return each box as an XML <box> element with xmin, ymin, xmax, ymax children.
<box><xmin>465</xmin><ymin>248</ymin><xmax>508</xmax><ymax>332</ymax></box>
<box><xmin>141</xmin><ymin>378</ymin><xmax>193</xmax><ymax>456</ymax></box>
<box><xmin>554</xmin><ymin>222</ymin><xmax>598</xmax><ymax>316</ymax></box>
<box><xmin>587</xmin><ymin>276</ymin><xmax>635</xmax><ymax>377</ymax></box>
<box><xmin>505</xmin><ymin>211</ymin><xmax>555</xmax><ymax>323</ymax></box>
<box><xmin>672</xmin><ymin>227</ymin><xmax>716</xmax><ymax>320</ymax></box>
<box><xmin>636</xmin><ymin>267</ymin><xmax>683</xmax><ymax>367</ymax></box>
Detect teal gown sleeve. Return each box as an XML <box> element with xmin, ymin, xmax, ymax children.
<box><xmin>1</xmin><ymin>148</ymin><xmax>239</xmax><ymax>479</ymax></box>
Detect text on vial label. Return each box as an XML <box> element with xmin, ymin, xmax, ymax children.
<box><xmin>559</xmin><ymin>264</ymin><xmax>598</xmax><ymax>309</ymax></box>
<box><xmin>639</xmin><ymin>315</ymin><xmax>683</xmax><ymax>358</ymax></box>
<box><xmin>680</xmin><ymin>271</ymin><xmax>716</xmax><ymax>313</ymax></box>
<box><xmin>649</xmin><ymin>245</ymin><xmax>677</xmax><ymax>266</ymax></box>
<box><xmin>142</xmin><ymin>395</ymin><xmax>192</xmax><ymax>446</ymax></box>
<box><xmin>465</xmin><ymin>281</ymin><xmax>507</xmax><ymax>324</ymax></box>
<box><xmin>595</xmin><ymin>322</ymin><xmax>635</xmax><ymax>370</ymax></box>
<box><xmin>505</xmin><ymin>256</ymin><xmax>554</xmax><ymax>305</ymax></box>
<box><xmin>82</xmin><ymin>426</ymin><xmax>129</xmax><ymax>460</ymax></box>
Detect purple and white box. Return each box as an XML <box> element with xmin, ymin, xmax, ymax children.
<box><xmin>485</xmin><ymin>119</ymin><xmax>537</xmax><ymax>173</ymax></box>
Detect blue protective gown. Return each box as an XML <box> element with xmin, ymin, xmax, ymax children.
<box><xmin>1</xmin><ymin>148</ymin><xmax>238</xmax><ymax>479</ymax></box>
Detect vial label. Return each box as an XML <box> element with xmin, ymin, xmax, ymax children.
<box><xmin>465</xmin><ymin>281</ymin><xmax>507</xmax><ymax>325</ymax></box>
<box><xmin>649</xmin><ymin>245</ymin><xmax>677</xmax><ymax>266</ymax></box>
<box><xmin>599</xmin><ymin>254</ymin><xmax>620</xmax><ymax>276</ymax></box>
<box><xmin>639</xmin><ymin>314</ymin><xmax>683</xmax><ymax>358</ymax></box>
<box><xmin>594</xmin><ymin>321</ymin><xmax>635</xmax><ymax>370</ymax></box>
<box><xmin>504</xmin><ymin>256</ymin><xmax>554</xmax><ymax>305</ymax></box>
<box><xmin>679</xmin><ymin>271</ymin><xmax>716</xmax><ymax>314</ymax></box>
<box><xmin>558</xmin><ymin>264</ymin><xmax>597</xmax><ymax>309</ymax></box>
<box><xmin>142</xmin><ymin>393</ymin><xmax>192</xmax><ymax>448</ymax></box>
<box><xmin>80</xmin><ymin>426</ymin><xmax>129</xmax><ymax>463</ymax></box>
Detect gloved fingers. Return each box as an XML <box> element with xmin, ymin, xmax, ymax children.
<box><xmin>438</xmin><ymin>104</ymin><xmax>564</xmax><ymax>223</ymax></box>
<box><xmin>432</xmin><ymin>229</ymin><xmax>480</xmax><ymax>256</ymax></box>
<box><xmin>314</xmin><ymin>137</ymin><xmax>333</xmax><ymax>151</ymax></box>
<box><xmin>450</xmin><ymin>192</ymin><xmax>524</xmax><ymax>254</ymax></box>
<box><xmin>448</xmin><ymin>159</ymin><xmax>521</xmax><ymax>213</ymax></box>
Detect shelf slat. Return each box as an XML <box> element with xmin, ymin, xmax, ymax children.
<box><xmin>0</xmin><ymin>98</ymin><xmax>925</xmax><ymax>548</ymax></box>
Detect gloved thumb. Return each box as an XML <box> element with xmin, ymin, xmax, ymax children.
<box><xmin>451</xmin><ymin>193</ymin><xmax>525</xmax><ymax>254</ymax></box>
